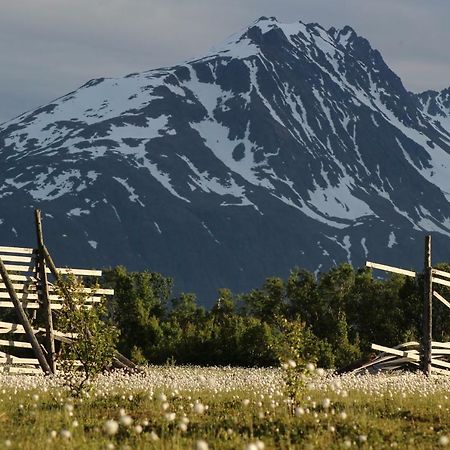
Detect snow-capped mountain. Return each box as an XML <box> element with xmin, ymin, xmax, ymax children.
<box><xmin>1</xmin><ymin>17</ymin><xmax>450</xmax><ymax>304</ymax></box>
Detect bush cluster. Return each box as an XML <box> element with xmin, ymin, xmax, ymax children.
<box><xmin>102</xmin><ymin>262</ymin><xmax>450</xmax><ymax>369</ymax></box>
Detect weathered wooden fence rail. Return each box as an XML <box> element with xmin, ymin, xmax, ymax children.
<box><xmin>0</xmin><ymin>209</ymin><xmax>120</xmax><ymax>375</ymax></box>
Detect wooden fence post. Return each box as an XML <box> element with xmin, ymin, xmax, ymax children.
<box><xmin>34</xmin><ymin>209</ymin><xmax>56</xmax><ymax>374</ymax></box>
<box><xmin>422</xmin><ymin>235</ymin><xmax>433</xmax><ymax>376</ymax></box>
<box><xmin>0</xmin><ymin>256</ymin><xmax>52</xmax><ymax>374</ymax></box>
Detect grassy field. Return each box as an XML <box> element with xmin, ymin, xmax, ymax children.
<box><xmin>0</xmin><ymin>366</ymin><xmax>449</xmax><ymax>449</ymax></box>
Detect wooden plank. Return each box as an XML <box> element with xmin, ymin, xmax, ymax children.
<box><xmin>0</xmin><ymin>328</ymin><xmax>23</xmax><ymax>334</ymax></box>
<box><xmin>431</xmin><ymin>349</ymin><xmax>450</xmax><ymax>355</ymax></box>
<box><xmin>46</xmin><ymin>286</ymin><xmax>113</xmax><ymax>295</ymax></box>
<box><xmin>53</xmin><ymin>330</ymin><xmax>78</xmax><ymax>339</ymax></box>
<box><xmin>0</xmin><ymin>322</ymin><xmax>78</xmax><ymax>338</ymax></box>
<box><xmin>432</xmin><ymin>268</ymin><xmax>450</xmax><ymax>280</ymax></box>
<box><xmin>376</xmin><ymin>357</ymin><xmax>420</xmax><ymax>368</ymax></box>
<box><xmin>433</xmin><ymin>291</ymin><xmax>450</xmax><ymax>310</ymax></box>
<box><xmin>7</xmin><ymin>274</ymin><xmax>36</xmax><ymax>282</ymax></box>
<box><xmin>65</xmin><ymin>287</ymin><xmax>114</xmax><ymax>295</ymax></box>
<box><xmin>357</xmin><ymin>355</ymin><xmax>419</xmax><ymax>373</ymax></box>
<box><xmin>4</xmin><ymin>264</ymin><xmax>35</xmax><ymax>273</ymax></box>
<box><xmin>54</xmin><ymin>268</ymin><xmax>102</xmax><ymax>277</ymax></box>
<box><xmin>432</xmin><ymin>277</ymin><xmax>450</xmax><ymax>288</ymax></box>
<box><xmin>356</xmin><ymin>355</ymin><xmax>397</xmax><ymax>372</ymax></box>
<box><xmin>431</xmin><ymin>366</ymin><xmax>450</xmax><ymax>376</ymax></box>
<box><xmin>48</xmin><ymin>294</ymin><xmax>102</xmax><ymax>302</ymax></box>
<box><xmin>0</xmin><ymin>301</ymin><xmax>92</xmax><ymax>310</ymax></box>
<box><xmin>0</xmin><ymin>321</ymin><xmax>24</xmax><ymax>330</ymax></box>
<box><xmin>0</xmin><ymin>339</ymin><xmax>32</xmax><ymax>349</ymax></box>
<box><xmin>371</xmin><ymin>343</ymin><xmax>420</xmax><ymax>361</ymax></box>
<box><xmin>0</xmin><ymin>292</ymin><xmax>38</xmax><ymax>300</ymax></box>
<box><xmin>0</xmin><ymin>283</ymin><xmax>36</xmax><ymax>291</ymax></box>
<box><xmin>0</xmin><ymin>351</ymin><xmax>39</xmax><ymax>365</ymax></box>
<box><xmin>3</xmin><ymin>264</ymin><xmax>102</xmax><ymax>277</ymax></box>
<box><xmin>371</xmin><ymin>344</ymin><xmax>404</xmax><ymax>357</ymax></box>
<box><xmin>431</xmin><ymin>358</ymin><xmax>450</xmax><ymax>369</ymax></box>
<box><xmin>394</xmin><ymin>341</ymin><xmax>420</xmax><ymax>349</ymax></box>
<box><xmin>366</xmin><ymin>261</ymin><xmax>416</xmax><ymax>278</ymax></box>
<box><xmin>0</xmin><ymin>246</ymin><xmax>34</xmax><ymax>255</ymax></box>
<box><xmin>0</xmin><ymin>255</ymin><xmax>34</xmax><ymax>264</ymax></box>
<box><xmin>0</xmin><ymin>301</ymin><xmax>42</xmax><ymax>309</ymax></box>
<box><xmin>0</xmin><ymin>292</ymin><xmax>101</xmax><ymax>302</ymax></box>
<box><xmin>432</xmin><ymin>342</ymin><xmax>450</xmax><ymax>349</ymax></box>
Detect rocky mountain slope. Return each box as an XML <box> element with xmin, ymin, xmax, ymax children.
<box><xmin>1</xmin><ymin>17</ymin><xmax>450</xmax><ymax>304</ymax></box>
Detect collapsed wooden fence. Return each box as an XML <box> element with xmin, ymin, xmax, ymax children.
<box><xmin>362</xmin><ymin>235</ymin><xmax>450</xmax><ymax>376</ymax></box>
<box><xmin>0</xmin><ymin>209</ymin><xmax>134</xmax><ymax>375</ymax></box>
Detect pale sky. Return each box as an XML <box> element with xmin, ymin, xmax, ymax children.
<box><xmin>0</xmin><ymin>0</ymin><xmax>449</xmax><ymax>124</ymax></box>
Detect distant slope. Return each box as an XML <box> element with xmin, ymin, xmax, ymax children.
<box><xmin>1</xmin><ymin>17</ymin><xmax>450</xmax><ymax>305</ymax></box>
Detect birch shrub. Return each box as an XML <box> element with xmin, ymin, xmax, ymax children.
<box><xmin>274</xmin><ymin>317</ymin><xmax>319</xmax><ymax>403</ymax></box>
<box><xmin>55</xmin><ymin>274</ymin><xmax>119</xmax><ymax>394</ymax></box>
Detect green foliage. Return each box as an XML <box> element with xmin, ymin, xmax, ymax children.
<box><xmin>101</xmin><ymin>260</ymin><xmax>442</xmax><ymax>370</ymax></box>
<box><xmin>273</xmin><ymin>317</ymin><xmax>317</xmax><ymax>402</ymax></box>
<box><xmin>55</xmin><ymin>274</ymin><xmax>119</xmax><ymax>394</ymax></box>
<box><xmin>106</xmin><ymin>266</ymin><xmax>172</xmax><ymax>361</ymax></box>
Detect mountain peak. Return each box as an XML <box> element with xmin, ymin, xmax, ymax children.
<box><xmin>332</xmin><ymin>25</ymin><xmax>358</xmax><ymax>47</ymax></box>
<box><xmin>254</xmin><ymin>16</ymin><xmax>278</xmax><ymax>24</ymax></box>
<box><xmin>2</xmin><ymin>18</ymin><xmax>450</xmax><ymax>304</ymax></box>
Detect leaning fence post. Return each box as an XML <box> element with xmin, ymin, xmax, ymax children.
<box><xmin>34</xmin><ymin>209</ymin><xmax>56</xmax><ymax>374</ymax></box>
<box><xmin>422</xmin><ymin>235</ymin><xmax>433</xmax><ymax>377</ymax></box>
<box><xmin>0</xmin><ymin>256</ymin><xmax>52</xmax><ymax>374</ymax></box>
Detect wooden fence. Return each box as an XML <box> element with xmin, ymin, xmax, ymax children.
<box><xmin>364</xmin><ymin>235</ymin><xmax>450</xmax><ymax>376</ymax></box>
<box><xmin>0</xmin><ymin>209</ymin><xmax>132</xmax><ymax>375</ymax></box>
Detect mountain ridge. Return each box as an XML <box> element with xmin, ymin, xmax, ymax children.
<box><xmin>1</xmin><ymin>17</ymin><xmax>450</xmax><ymax>304</ymax></box>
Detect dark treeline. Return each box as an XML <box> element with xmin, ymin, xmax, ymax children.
<box><xmin>101</xmin><ymin>263</ymin><xmax>450</xmax><ymax>369</ymax></box>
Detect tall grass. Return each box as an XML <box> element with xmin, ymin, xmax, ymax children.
<box><xmin>0</xmin><ymin>367</ymin><xmax>448</xmax><ymax>449</ymax></box>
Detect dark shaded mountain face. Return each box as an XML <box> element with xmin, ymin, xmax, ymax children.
<box><xmin>1</xmin><ymin>17</ymin><xmax>450</xmax><ymax>305</ymax></box>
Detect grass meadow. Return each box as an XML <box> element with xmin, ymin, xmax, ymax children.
<box><xmin>0</xmin><ymin>366</ymin><xmax>449</xmax><ymax>449</ymax></box>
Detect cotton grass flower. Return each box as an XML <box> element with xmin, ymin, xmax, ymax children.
<box><xmin>164</xmin><ymin>412</ymin><xmax>176</xmax><ymax>422</ymax></box>
<box><xmin>196</xmin><ymin>439</ymin><xmax>209</xmax><ymax>450</ymax></box>
<box><xmin>439</xmin><ymin>436</ymin><xmax>449</xmax><ymax>446</ymax></box>
<box><xmin>246</xmin><ymin>441</ymin><xmax>265</xmax><ymax>450</ymax></box>
<box><xmin>244</xmin><ymin>444</ymin><xmax>258</xmax><ymax>450</ymax></box>
<box><xmin>161</xmin><ymin>401</ymin><xmax>169</xmax><ymax>411</ymax></box>
<box><xmin>157</xmin><ymin>393</ymin><xmax>167</xmax><ymax>402</ymax></box>
<box><xmin>193</xmin><ymin>401</ymin><xmax>205</xmax><ymax>414</ymax></box>
<box><xmin>149</xmin><ymin>431</ymin><xmax>159</xmax><ymax>441</ymax></box>
<box><xmin>64</xmin><ymin>403</ymin><xmax>74</xmax><ymax>414</ymax></box>
<box><xmin>60</xmin><ymin>429</ymin><xmax>71</xmax><ymax>439</ymax></box>
<box><xmin>119</xmin><ymin>415</ymin><xmax>133</xmax><ymax>427</ymax></box>
<box><xmin>104</xmin><ymin>420</ymin><xmax>119</xmax><ymax>436</ymax></box>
